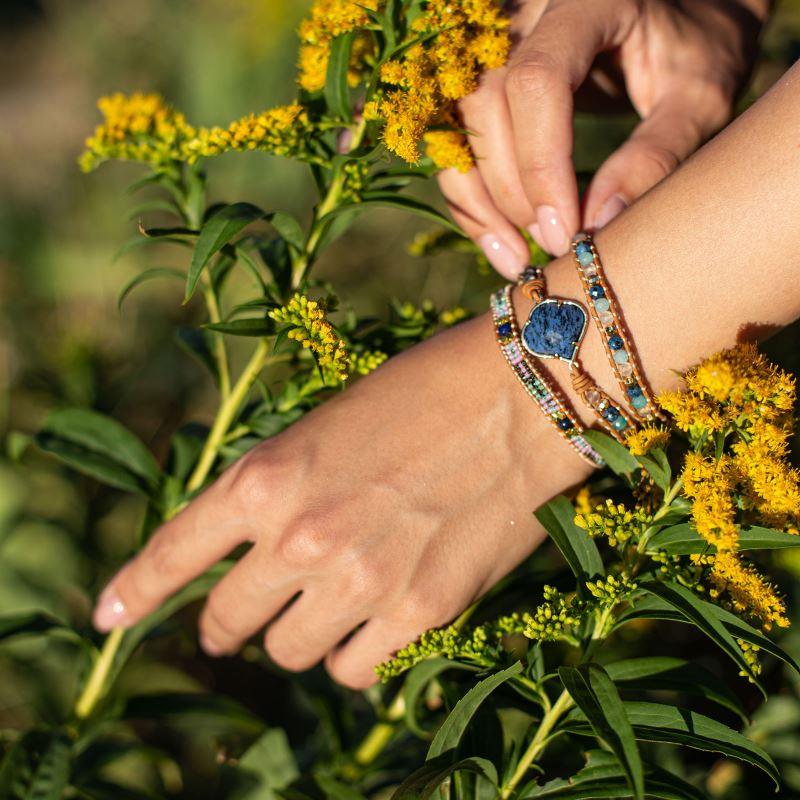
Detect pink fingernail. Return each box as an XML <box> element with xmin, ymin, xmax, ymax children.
<box><xmin>527</xmin><ymin>223</ymin><xmax>546</xmax><ymax>253</ymax></box>
<box><xmin>593</xmin><ymin>194</ymin><xmax>628</xmax><ymax>230</ymax></box>
<box><xmin>93</xmin><ymin>585</ymin><xmax>129</xmax><ymax>632</ymax></box>
<box><xmin>536</xmin><ymin>206</ymin><xmax>569</xmax><ymax>256</ymax></box>
<box><xmin>479</xmin><ymin>234</ymin><xmax>527</xmax><ymax>280</ymax></box>
<box><xmin>200</xmin><ymin>634</ymin><xmax>224</xmax><ymax>657</ymax></box>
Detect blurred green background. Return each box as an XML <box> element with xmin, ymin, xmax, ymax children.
<box><xmin>3</xmin><ymin>1</ymin><xmax>800</xmax><ymax>796</ymax></box>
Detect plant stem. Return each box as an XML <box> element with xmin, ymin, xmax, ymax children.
<box><xmin>499</xmin><ymin>689</ymin><xmax>573</xmax><ymax>799</ymax></box>
<box><xmin>203</xmin><ymin>283</ymin><xmax>231</xmax><ymax>399</ymax></box>
<box><xmin>186</xmin><ymin>338</ymin><xmax>271</xmax><ymax>493</ymax></box>
<box><xmin>74</xmin><ymin>627</ymin><xmax>124</xmax><ymax>719</ymax></box>
<box><xmin>354</xmin><ymin>692</ymin><xmax>406</xmax><ymax>767</ymax></box>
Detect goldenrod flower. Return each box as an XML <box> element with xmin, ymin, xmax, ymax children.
<box><xmin>525</xmin><ymin>586</ymin><xmax>586</xmax><ymax>643</ymax></box>
<box><xmin>625</xmin><ymin>426</ymin><xmax>670</xmax><ymax>457</ymax></box>
<box><xmin>585</xmin><ymin>574</ymin><xmax>637</xmax><ymax>607</ymax></box>
<box><xmin>575</xmin><ymin>500</ymin><xmax>650</xmax><ymax>548</ymax></box>
<box><xmin>424</xmin><ymin>130</ymin><xmax>474</xmax><ymax>173</ymax></box>
<box><xmin>351</xmin><ymin>350</ymin><xmax>388</xmax><ymax>375</ymax></box>
<box><xmin>269</xmin><ymin>294</ymin><xmax>351</xmax><ymax>382</ymax></box>
<box><xmin>682</xmin><ymin>453</ymin><xmax>739</xmax><ymax>552</ymax></box>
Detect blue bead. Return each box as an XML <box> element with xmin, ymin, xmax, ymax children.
<box><xmin>608</xmin><ymin>335</ymin><xmax>624</xmax><ymax>350</ymax></box>
<box><xmin>604</xmin><ymin>406</ymin><xmax>621</xmax><ymax>422</ymax></box>
<box><xmin>558</xmin><ymin>417</ymin><xmax>574</xmax><ymax>431</ymax></box>
<box><xmin>578</xmin><ymin>251</ymin><xmax>595</xmax><ymax>266</ymax></box>
<box><xmin>626</xmin><ymin>384</ymin><xmax>643</xmax><ymax>398</ymax></box>
<box><xmin>613</xmin><ymin>349</ymin><xmax>629</xmax><ymax>365</ymax></box>
<box><xmin>612</xmin><ymin>416</ymin><xmax>629</xmax><ymax>432</ymax></box>
<box><xmin>632</xmin><ymin>395</ymin><xmax>648</xmax><ymax>410</ymax></box>
<box><xmin>589</xmin><ymin>284</ymin><xmax>605</xmax><ymax>300</ymax></box>
<box><xmin>498</xmin><ymin>322</ymin><xmax>512</xmax><ymax>338</ymax></box>
<box><xmin>575</xmin><ymin>242</ymin><xmax>592</xmax><ymax>256</ymax></box>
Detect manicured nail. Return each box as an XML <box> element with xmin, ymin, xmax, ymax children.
<box><xmin>536</xmin><ymin>206</ymin><xmax>569</xmax><ymax>256</ymax></box>
<box><xmin>593</xmin><ymin>194</ymin><xmax>628</xmax><ymax>230</ymax></box>
<box><xmin>93</xmin><ymin>585</ymin><xmax>129</xmax><ymax>632</ymax></box>
<box><xmin>527</xmin><ymin>223</ymin><xmax>546</xmax><ymax>254</ymax></box>
<box><xmin>479</xmin><ymin>233</ymin><xmax>527</xmax><ymax>280</ymax></box>
<box><xmin>200</xmin><ymin>634</ymin><xmax>224</xmax><ymax>657</ymax></box>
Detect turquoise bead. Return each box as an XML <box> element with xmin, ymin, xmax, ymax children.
<box><xmin>613</xmin><ymin>349</ymin><xmax>629</xmax><ymax>364</ymax></box>
<box><xmin>578</xmin><ymin>251</ymin><xmax>595</xmax><ymax>266</ymax></box>
<box><xmin>612</xmin><ymin>416</ymin><xmax>628</xmax><ymax>431</ymax></box>
<box><xmin>594</xmin><ymin>297</ymin><xmax>611</xmax><ymax>313</ymax></box>
<box><xmin>632</xmin><ymin>395</ymin><xmax>648</xmax><ymax>410</ymax></box>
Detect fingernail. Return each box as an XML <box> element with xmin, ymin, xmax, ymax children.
<box><xmin>93</xmin><ymin>585</ymin><xmax>129</xmax><ymax>632</ymax></box>
<box><xmin>200</xmin><ymin>634</ymin><xmax>224</xmax><ymax>657</ymax></box>
<box><xmin>536</xmin><ymin>206</ymin><xmax>569</xmax><ymax>256</ymax></box>
<box><xmin>527</xmin><ymin>223</ymin><xmax>546</xmax><ymax>254</ymax></box>
<box><xmin>593</xmin><ymin>194</ymin><xmax>628</xmax><ymax>230</ymax></box>
<box><xmin>479</xmin><ymin>234</ymin><xmax>527</xmax><ymax>280</ymax></box>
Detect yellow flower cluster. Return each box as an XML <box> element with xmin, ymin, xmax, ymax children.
<box><xmin>369</xmin><ymin>0</ymin><xmax>510</xmax><ymax>167</ymax></box>
<box><xmin>682</xmin><ymin>453</ymin><xmax>739</xmax><ymax>553</ymax></box>
<box><xmin>737</xmin><ymin>638</ymin><xmax>762</xmax><ymax>681</ymax></box>
<box><xmin>575</xmin><ymin>500</ymin><xmax>650</xmax><ymax>549</ymax></box>
<box><xmin>79</xmin><ymin>92</ymin><xmax>198</xmax><ymax>172</ymax></box>
<box><xmin>269</xmin><ymin>294</ymin><xmax>351</xmax><ymax>382</ymax></box>
<box><xmin>585</xmin><ymin>574</ymin><xmax>638</xmax><ymax>607</ymax></box>
<box><xmin>625</xmin><ymin>426</ymin><xmax>670</xmax><ymax>457</ymax></box>
<box><xmin>297</xmin><ymin>0</ymin><xmax>379</xmax><ymax>92</ymax></box>
<box><xmin>80</xmin><ymin>94</ymin><xmax>315</xmax><ymax>171</ymax></box>
<box><xmin>705</xmin><ymin>551</ymin><xmax>789</xmax><ymax>631</ymax></box>
<box><xmin>525</xmin><ymin>586</ymin><xmax>585</xmax><ymax>643</ymax></box>
<box><xmin>351</xmin><ymin>350</ymin><xmax>388</xmax><ymax>376</ymax></box>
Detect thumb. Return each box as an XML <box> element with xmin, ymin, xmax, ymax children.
<box><xmin>583</xmin><ymin>93</ymin><xmax>731</xmax><ymax>229</ymax></box>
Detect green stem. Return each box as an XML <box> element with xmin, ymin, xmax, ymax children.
<box><xmin>203</xmin><ymin>283</ymin><xmax>231</xmax><ymax>399</ymax></box>
<box><xmin>186</xmin><ymin>339</ymin><xmax>271</xmax><ymax>494</ymax></box>
<box><xmin>74</xmin><ymin>627</ymin><xmax>124</xmax><ymax>719</ymax></box>
<box><xmin>499</xmin><ymin>689</ymin><xmax>573</xmax><ymax>799</ymax></box>
<box><xmin>637</xmin><ymin>476</ymin><xmax>685</xmax><ymax>554</ymax></box>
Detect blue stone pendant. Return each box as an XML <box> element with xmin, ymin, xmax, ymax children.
<box><xmin>522</xmin><ymin>299</ymin><xmax>588</xmax><ymax>364</ymax></box>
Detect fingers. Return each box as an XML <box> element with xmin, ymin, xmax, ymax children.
<box><xmin>198</xmin><ymin>545</ymin><xmax>299</xmax><ymax>656</ymax></box>
<box><xmin>437</xmin><ymin>167</ymin><xmax>530</xmax><ymax>280</ymax></box>
<box><xmin>93</xmin><ymin>454</ymin><xmax>273</xmax><ymax>632</ymax></box>
<box><xmin>582</xmin><ymin>91</ymin><xmax>731</xmax><ymax>230</ymax></box>
<box><xmin>504</xmin><ymin>1</ymin><xmax>626</xmax><ymax>255</ymax></box>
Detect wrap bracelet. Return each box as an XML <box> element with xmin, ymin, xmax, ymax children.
<box><xmin>517</xmin><ymin>267</ymin><xmax>637</xmax><ymax>442</ymax></box>
<box><xmin>571</xmin><ymin>233</ymin><xmax>665</xmax><ymax>423</ymax></box>
<box><xmin>491</xmin><ymin>286</ymin><xmax>604</xmax><ymax>468</ymax></box>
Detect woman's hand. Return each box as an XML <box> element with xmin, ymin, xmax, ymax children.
<box><xmin>93</xmin><ymin>313</ymin><xmax>592</xmax><ymax>689</ymax></box>
<box><xmin>441</xmin><ymin>0</ymin><xmax>766</xmax><ymax>275</ymax></box>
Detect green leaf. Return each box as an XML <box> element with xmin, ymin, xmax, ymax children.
<box><xmin>124</xmin><ymin>692</ymin><xmax>263</xmax><ymax>734</ymax></box>
<box><xmin>267</xmin><ymin>212</ymin><xmax>306</xmax><ymax>252</ymax></box>
<box><xmin>558</xmin><ymin>664</ymin><xmax>644</xmax><ymax>799</ymax></box>
<box><xmin>39</xmin><ymin>408</ymin><xmax>161</xmax><ymax>488</ymax></box>
<box><xmin>175</xmin><ymin>327</ymin><xmax>219</xmax><ymax>383</ymax></box>
<box><xmin>0</xmin><ymin>730</ymin><xmax>71</xmax><ymax>800</ymax></box>
<box><xmin>325</xmin><ymin>33</ymin><xmax>355</xmax><ymax>120</ymax></box>
<box><xmin>127</xmin><ymin>198</ymin><xmax>179</xmax><ymax>220</ymax></box>
<box><xmin>186</xmin><ymin>203</ymin><xmax>264</xmax><ymax>301</ymax></box>
<box><xmin>0</xmin><ymin>613</ymin><xmax>69</xmax><ymax>644</ymax></box>
<box><xmin>636</xmin><ymin>449</ymin><xmax>671</xmax><ymax>493</ymax></box>
<box><xmin>113</xmin><ymin>233</ymin><xmax>192</xmax><ymax>263</ymax></box>
<box><xmin>647</xmin><ymin>523</ymin><xmax>800</xmax><ymax>556</ymax></box>
<box><xmin>522</xmin><ymin>750</ymin><xmax>704</xmax><ymax>799</ymax></box>
<box><xmin>427</xmin><ymin>661</ymin><xmax>522</xmax><ymax>759</ymax></box>
<box><xmin>392</xmin><ymin>754</ymin><xmax>497</xmax><ymax>800</ymax></box>
<box><xmin>314</xmin><ymin>776</ymin><xmax>366</xmax><ymax>800</ymax></box>
<box><xmin>225</xmin><ymin>729</ymin><xmax>298</xmax><ymax>800</ymax></box>
<box><xmin>605</xmin><ymin>657</ymin><xmax>745</xmax><ymax>720</ymax></box>
<box><xmin>117</xmin><ymin>267</ymin><xmax>185</xmax><ymax>310</ymax></box>
<box><xmin>563</xmin><ymin>701</ymin><xmax>778</xmax><ymax>788</ymax></box>
<box><xmin>582</xmin><ymin>430</ymin><xmax>639</xmax><ymax>478</ymax></box>
<box><xmin>403</xmin><ymin>658</ymin><xmax>477</xmax><ymax>739</ymax></box>
<box><xmin>323</xmin><ymin>193</ymin><xmax>463</xmax><ymax>235</ymax></box>
<box><xmin>204</xmin><ymin>318</ymin><xmax>276</xmax><ymax>337</ymax></box>
<box><xmin>535</xmin><ymin>496</ymin><xmax>604</xmax><ymax>582</ymax></box>
<box><xmin>639</xmin><ymin>581</ymin><xmax>760</xmax><ymax>687</ymax></box>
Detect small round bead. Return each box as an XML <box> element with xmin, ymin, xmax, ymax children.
<box><xmin>583</xmin><ymin>264</ymin><xmax>598</xmax><ymax>278</ymax></box>
<box><xmin>498</xmin><ymin>322</ymin><xmax>512</xmax><ymax>338</ymax></box>
<box><xmin>586</xmin><ymin>389</ymin><xmax>601</xmax><ymax>406</ymax></box>
<box><xmin>618</xmin><ymin>362</ymin><xmax>634</xmax><ymax>378</ymax></box>
<box><xmin>613</xmin><ymin>349</ymin><xmax>630</xmax><ymax>365</ymax></box>
<box><xmin>608</xmin><ymin>335</ymin><xmax>624</xmax><ymax>350</ymax></box>
<box><xmin>594</xmin><ymin>298</ymin><xmax>611</xmax><ymax>313</ymax></box>
<box><xmin>589</xmin><ymin>284</ymin><xmax>606</xmax><ymax>300</ymax></box>
<box><xmin>573</xmin><ymin>231</ymin><xmax>589</xmax><ymax>243</ymax></box>
<box><xmin>598</xmin><ymin>310</ymin><xmax>614</xmax><ymax>325</ymax></box>
<box><xmin>632</xmin><ymin>395</ymin><xmax>649</xmax><ymax>410</ymax></box>
<box><xmin>612</xmin><ymin>416</ymin><xmax>629</xmax><ymax>432</ymax></box>
<box><xmin>558</xmin><ymin>417</ymin><xmax>574</xmax><ymax>431</ymax></box>
<box><xmin>578</xmin><ymin>251</ymin><xmax>595</xmax><ymax>266</ymax></box>
<box><xmin>604</xmin><ymin>406</ymin><xmax>621</xmax><ymax>422</ymax></box>
<box><xmin>575</xmin><ymin>242</ymin><xmax>592</xmax><ymax>256</ymax></box>
<box><xmin>627</xmin><ymin>384</ymin><xmax>643</xmax><ymax>398</ymax></box>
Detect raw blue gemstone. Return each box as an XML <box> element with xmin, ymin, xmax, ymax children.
<box><xmin>612</xmin><ymin>416</ymin><xmax>629</xmax><ymax>431</ymax></box>
<box><xmin>594</xmin><ymin>298</ymin><xmax>611</xmax><ymax>313</ymax></box>
<box><xmin>627</xmin><ymin>384</ymin><xmax>643</xmax><ymax>398</ymax></box>
<box><xmin>558</xmin><ymin>417</ymin><xmax>574</xmax><ymax>431</ymax></box>
<box><xmin>604</xmin><ymin>406</ymin><xmax>621</xmax><ymax>422</ymax></box>
<box><xmin>522</xmin><ymin>299</ymin><xmax>587</xmax><ymax>363</ymax></box>
<box><xmin>589</xmin><ymin>284</ymin><xmax>605</xmax><ymax>300</ymax></box>
<box><xmin>632</xmin><ymin>395</ymin><xmax>648</xmax><ymax>410</ymax></box>
<box><xmin>608</xmin><ymin>334</ymin><xmax>624</xmax><ymax>350</ymax></box>
<box><xmin>578</xmin><ymin>251</ymin><xmax>595</xmax><ymax>266</ymax></box>
<box><xmin>498</xmin><ymin>322</ymin><xmax>512</xmax><ymax>338</ymax></box>
<box><xmin>575</xmin><ymin>242</ymin><xmax>592</xmax><ymax>256</ymax></box>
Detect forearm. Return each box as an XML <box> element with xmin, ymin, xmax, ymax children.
<box><xmin>511</xmin><ymin>60</ymin><xmax>800</xmax><ymax>427</ymax></box>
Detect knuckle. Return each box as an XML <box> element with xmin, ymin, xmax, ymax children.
<box><xmin>276</xmin><ymin>513</ymin><xmax>338</xmax><ymax>569</ymax></box>
<box><xmin>338</xmin><ymin>552</ymin><xmax>382</xmax><ymax>606</ymax></box>
<box><xmin>399</xmin><ymin>585</ymin><xmax>451</xmax><ymax>628</ymax></box>
<box><xmin>264</xmin><ymin>629</ymin><xmax>315</xmax><ymax>673</ymax></box>
<box><xmin>505</xmin><ymin>51</ymin><xmax>561</xmax><ymax>101</ymax></box>
<box><xmin>636</xmin><ymin>143</ymin><xmax>681</xmax><ymax>181</ymax></box>
<box><xmin>202</xmin><ymin>602</ymin><xmax>242</xmax><ymax>641</ymax></box>
<box><xmin>143</xmin><ymin>534</ymin><xmax>182</xmax><ymax>581</ymax></box>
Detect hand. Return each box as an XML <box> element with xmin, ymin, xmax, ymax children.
<box><xmin>439</xmin><ymin>0</ymin><xmax>766</xmax><ymax>275</ymax></box>
<box><xmin>93</xmin><ymin>313</ymin><xmax>592</xmax><ymax>689</ymax></box>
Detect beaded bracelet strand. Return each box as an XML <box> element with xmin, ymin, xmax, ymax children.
<box><xmin>571</xmin><ymin>233</ymin><xmax>665</xmax><ymax>423</ymax></box>
<box><xmin>517</xmin><ymin>267</ymin><xmax>637</xmax><ymax>442</ymax></box>
<box><xmin>491</xmin><ymin>286</ymin><xmax>604</xmax><ymax>467</ymax></box>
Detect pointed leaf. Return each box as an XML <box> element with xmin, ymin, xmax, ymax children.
<box><xmin>392</xmin><ymin>754</ymin><xmax>497</xmax><ymax>800</ymax></box>
<box><xmin>0</xmin><ymin>730</ymin><xmax>71</xmax><ymax>800</ymax></box>
<box><xmin>325</xmin><ymin>33</ymin><xmax>355</xmax><ymax>120</ymax></box>
<box><xmin>323</xmin><ymin>193</ymin><xmax>462</xmax><ymax>235</ymax></box>
<box><xmin>647</xmin><ymin>523</ymin><xmax>800</xmax><ymax>556</ymax></box>
<box><xmin>118</xmin><ymin>267</ymin><xmax>185</xmax><ymax>310</ymax></box>
<box><xmin>204</xmin><ymin>318</ymin><xmax>276</xmax><ymax>337</ymax></box>
<box><xmin>582</xmin><ymin>430</ymin><xmax>639</xmax><ymax>478</ymax></box>
<box><xmin>267</xmin><ymin>211</ymin><xmax>306</xmax><ymax>252</ymax></box>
